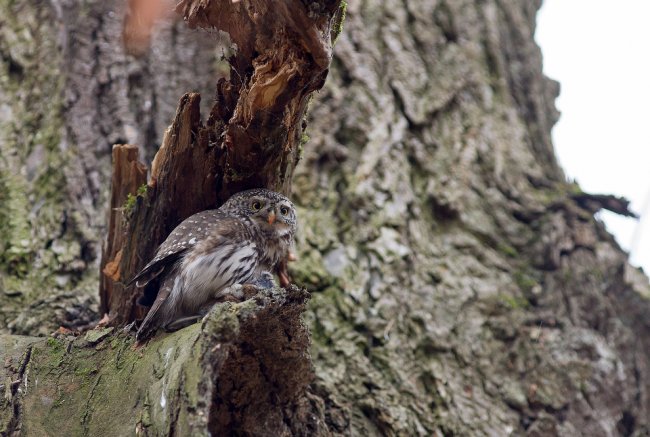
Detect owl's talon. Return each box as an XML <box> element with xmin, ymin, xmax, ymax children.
<box><xmin>278</xmin><ymin>270</ymin><xmax>291</xmax><ymax>288</ymax></box>
<box><xmin>123</xmin><ymin>321</ymin><xmax>137</xmax><ymax>333</ymax></box>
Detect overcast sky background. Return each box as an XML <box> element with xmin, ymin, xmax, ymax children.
<box><xmin>535</xmin><ymin>0</ymin><xmax>650</xmax><ymax>273</ymax></box>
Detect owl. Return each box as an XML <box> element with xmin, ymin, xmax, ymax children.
<box><xmin>130</xmin><ymin>188</ymin><xmax>297</xmax><ymax>341</ymax></box>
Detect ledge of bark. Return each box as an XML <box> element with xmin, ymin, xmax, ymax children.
<box><xmin>570</xmin><ymin>192</ymin><xmax>639</xmax><ymax>218</ymax></box>
<box><xmin>0</xmin><ymin>286</ymin><xmax>311</xmax><ymax>436</ymax></box>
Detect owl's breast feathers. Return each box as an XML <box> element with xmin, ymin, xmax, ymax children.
<box><xmin>177</xmin><ymin>218</ymin><xmax>261</xmax><ymax>309</ymax></box>
<box><xmin>257</xmin><ymin>230</ymin><xmax>293</xmax><ymax>270</ymax></box>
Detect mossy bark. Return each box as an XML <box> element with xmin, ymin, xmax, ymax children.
<box><xmin>1</xmin><ymin>287</ymin><xmax>311</xmax><ymax>436</ymax></box>
<box><xmin>0</xmin><ymin>0</ymin><xmax>222</xmax><ymax>335</ymax></box>
<box><xmin>290</xmin><ymin>0</ymin><xmax>650</xmax><ymax>434</ymax></box>
<box><xmin>1</xmin><ymin>0</ymin><xmax>649</xmax><ymax>436</ymax></box>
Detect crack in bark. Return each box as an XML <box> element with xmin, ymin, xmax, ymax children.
<box><xmin>81</xmin><ymin>374</ymin><xmax>102</xmax><ymax>436</ymax></box>
<box><xmin>168</xmin><ymin>371</ymin><xmax>184</xmax><ymax>437</ymax></box>
<box><xmin>5</xmin><ymin>345</ymin><xmax>33</xmax><ymax>436</ymax></box>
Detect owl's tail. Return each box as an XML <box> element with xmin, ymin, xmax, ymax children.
<box><xmin>136</xmin><ymin>274</ymin><xmax>175</xmax><ymax>342</ymax></box>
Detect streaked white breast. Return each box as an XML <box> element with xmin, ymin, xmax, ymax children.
<box><xmin>175</xmin><ymin>242</ymin><xmax>258</xmax><ymax>312</ymax></box>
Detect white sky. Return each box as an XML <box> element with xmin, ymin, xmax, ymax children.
<box><xmin>536</xmin><ymin>0</ymin><xmax>650</xmax><ymax>272</ymax></box>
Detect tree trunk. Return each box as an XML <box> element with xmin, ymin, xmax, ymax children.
<box><xmin>292</xmin><ymin>1</ymin><xmax>650</xmax><ymax>434</ymax></box>
<box><xmin>1</xmin><ymin>0</ymin><xmax>649</xmax><ymax>436</ymax></box>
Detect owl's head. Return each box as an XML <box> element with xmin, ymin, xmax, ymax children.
<box><xmin>222</xmin><ymin>188</ymin><xmax>297</xmax><ymax>237</ymax></box>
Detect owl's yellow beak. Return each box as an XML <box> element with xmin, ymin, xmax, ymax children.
<box><xmin>267</xmin><ymin>211</ymin><xmax>276</xmax><ymax>224</ymax></box>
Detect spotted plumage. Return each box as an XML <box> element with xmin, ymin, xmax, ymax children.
<box><xmin>131</xmin><ymin>189</ymin><xmax>297</xmax><ymax>341</ymax></box>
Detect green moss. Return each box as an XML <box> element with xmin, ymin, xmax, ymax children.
<box><xmin>46</xmin><ymin>337</ymin><xmax>66</xmax><ymax>366</ymax></box>
<box><xmin>0</xmin><ymin>171</ymin><xmax>33</xmax><ymax>275</ymax></box>
<box><xmin>137</xmin><ymin>183</ymin><xmax>148</xmax><ymax>196</ymax></box>
<box><xmin>499</xmin><ymin>293</ymin><xmax>530</xmax><ymax>310</ymax></box>
<box><xmin>74</xmin><ymin>364</ymin><xmax>97</xmax><ymax>378</ymax></box>
<box><xmin>514</xmin><ymin>270</ymin><xmax>537</xmax><ymax>292</ymax></box>
<box><xmin>332</xmin><ymin>1</ymin><xmax>347</xmax><ymax>45</ymax></box>
<box><xmin>84</xmin><ymin>327</ymin><xmax>114</xmax><ymax>344</ymax></box>
<box><xmin>0</xmin><ymin>1</ymin><xmax>80</xmax><ymax>309</ymax></box>
<box><xmin>22</xmin><ymin>327</ymin><xmax>207</xmax><ymax>435</ymax></box>
<box><xmin>139</xmin><ymin>392</ymin><xmax>153</xmax><ymax>427</ymax></box>
<box><xmin>47</xmin><ymin>337</ymin><xmax>63</xmax><ymax>352</ymax></box>
<box><xmin>201</xmin><ymin>302</ymin><xmax>241</xmax><ymax>338</ymax></box>
<box><xmin>482</xmin><ymin>291</ymin><xmax>531</xmax><ymax>315</ymax></box>
<box><xmin>497</xmin><ymin>243</ymin><xmax>518</xmax><ymax>258</ymax></box>
<box><xmin>123</xmin><ymin>192</ymin><xmax>137</xmax><ymax>213</ymax></box>
<box><xmin>123</xmin><ymin>184</ymin><xmax>149</xmax><ymax>216</ymax></box>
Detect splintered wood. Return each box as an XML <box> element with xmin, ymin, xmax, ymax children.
<box><xmin>176</xmin><ymin>0</ymin><xmax>342</xmax><ymax>197</ymax></box>
<box><xmin>99</xmin><ymin>144</ymin><xmax>147</xmax><ymax>315</ymax></box>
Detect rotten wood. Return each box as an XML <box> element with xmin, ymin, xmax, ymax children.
<box><xmin>177</xmin><ymin>0</ymin><xmax>343</xmax><ymax>198</ymax></box>
<box><xmin>100</xmin><ymin>0</ymin><xmax>344</xmax><ymax>324</ymax></box>
<box><xmin>101</xmin><ymin>95</ymin><xmax>220</xmax><ymax>324</ymax></box>
<box><xmin>99</xmin><ymin>144</ymin><xmax>147</xmax><ymax>316</ymax></box>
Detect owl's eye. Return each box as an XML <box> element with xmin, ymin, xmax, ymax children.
<box><xmin>251</xmin><ymin>201</ymin><xmax>263</xmax><ymax>211</ymax></box>
<box><xmin>280</xmin><ymin>206</ymin><xmax>289</xmax><ymax>216</ymax></box>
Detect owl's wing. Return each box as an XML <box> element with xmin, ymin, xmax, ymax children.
<box><xmin>136</xmin><ymin>216</ymin><xmax>259</xmax><ymax>341</ymax></box>
<box><xmin>127</xmin><ymin>209</ymin><xmax>226</xmax><ymax>288</ymax></box>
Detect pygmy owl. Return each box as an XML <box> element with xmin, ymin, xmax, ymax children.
<box><xmin>130</xmin><ymin>188</ymin><xmax>297</xmax><ymax>341</ymax></box>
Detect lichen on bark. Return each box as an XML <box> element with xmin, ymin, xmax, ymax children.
<box><xmin>288</xmin><ymin>0</ymin><xmax>650</xmax><ymax>434</ymax></box>
<box><xmin>1</xmin><ymin>286</ymin><xmax>311</xmax><ymax>436</ymax></box>
<box><xmin>0</xmin><ymin>0</ymin><xmax>224</xmax><ymax>334</ymax></box>
<box><xmin>0</xmin><ymin>0</ymin><xmax>649</xmax><ymax>435</ymax></box>
<box><xmin>0</xmin><ymin>1</ymin><xmax>78</xmax><ymax>331</ymax></box>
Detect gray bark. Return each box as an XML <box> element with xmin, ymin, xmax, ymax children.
<box><xmin>0</xmin><ymin>0</ymin><xmax>221</xmax><ymax>334</ymax></box>
<box><xmin>291</xmin><ymin>0</ymin><xmax>650</xmax><ymax>434</ymax></box>
<box><xmin>1</xmin><ymin>0</ymin><xmax>649</xmax><ymax>436</ymax></box>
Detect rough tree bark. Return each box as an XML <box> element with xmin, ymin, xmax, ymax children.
<box><xmin>3</xmin><ymin>0</ymin><xmax>344</xmax><ymax>434</ymax></box>
<box><xmin>1</xmin><ymin>0</ymin><xmax>650</xmax><ymax>436</ymax></box>
<box><xmin>1</xmin><ymin>287</ymin><xmax>311</xmax><ymax>435</ymax></box>
<box><xmin>291</xmin><ymin>1</ymin><xmax>650</xmax><ymax>434</ymax></box>
<box><xmin>0</xmin><ymin>0</ymin><xmax>222</xmax><ymax>335</ymax></box>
